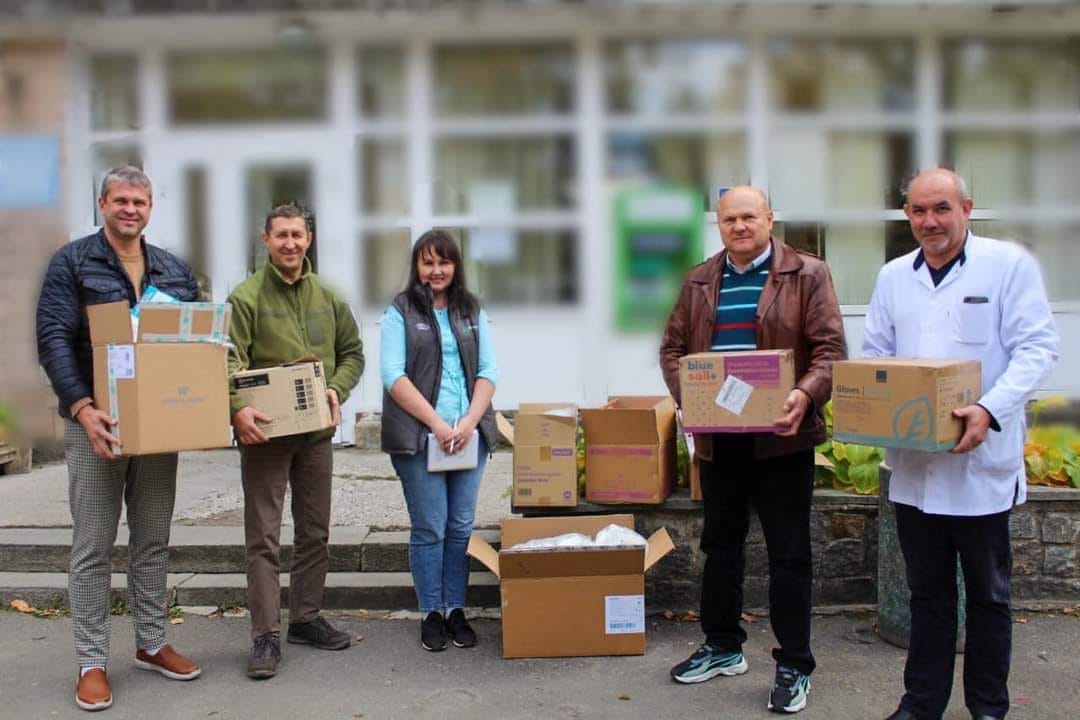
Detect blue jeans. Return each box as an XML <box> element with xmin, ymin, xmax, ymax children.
<box><xmin>391</xmin><ymin>437</ymin><xmax>487</xmax><ymax>614</ymax></box>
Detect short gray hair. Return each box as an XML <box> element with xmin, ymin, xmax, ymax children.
<box><xmin>903</xmin><ymin>168</ymin><xmax>969</xmax><ymax>202</ymax></box>
<box><xmin>99</xmin><ymin>166</ymin><xmax>152</xmax><ymax>200</ymax></box>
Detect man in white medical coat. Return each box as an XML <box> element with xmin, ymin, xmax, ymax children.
<box><xmin>864</xmin><ymin>168</ymin><xmax>1059</xmax><ymax>720</ymax></box>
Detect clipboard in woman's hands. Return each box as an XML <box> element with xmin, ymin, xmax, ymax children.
<box><xmin>427</xmin><ymin>429</ymin><xmax>479</xmax><ymax>472</ymax></box>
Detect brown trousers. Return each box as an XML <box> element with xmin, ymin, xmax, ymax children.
<box><xmin>240</xmin><ymin>436</ymin><xmax>333</xmax><ymax>639</ymax></box>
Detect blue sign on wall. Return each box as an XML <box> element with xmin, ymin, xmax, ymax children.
<box><xmin>0</xmin><ymin>134</ymin><xmax>60</xmax><ymax>209</ymax></box>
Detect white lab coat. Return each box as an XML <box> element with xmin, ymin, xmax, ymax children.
<box><xmin>862</xmin><ymin>232</ymin><xmax>1059</xmax><ymax>516</ymax></box>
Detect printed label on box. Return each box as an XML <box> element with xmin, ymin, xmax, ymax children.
<box><xmin>715</xmin><ymin>375</ymin><xmax>753</xmax><ymax>415</ymax></box>
<box><xmin>724</xmin><ymin>354</ymin><xmax>782</xmax><ymax>388</ymax></box>
<box><xmin>604</xmin><ymin>594</ymin><xmax>645</xmax><ymax>635</ymax></box>
<box><xmin>107</xmin><ymin>345</ymin><xmax>136</xmax><ymax>379</ymax></box>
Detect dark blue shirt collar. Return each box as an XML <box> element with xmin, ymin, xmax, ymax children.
<box><xmin>912</xmin><ymin>232</ymin><xmax>969</xmax><ymax>271</ymax></box>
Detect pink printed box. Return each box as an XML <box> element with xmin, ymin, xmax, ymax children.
<box><xmin>679</xmin><ymin>350</ymin><xmax>795</xmax><ymax>433</ymax></box>
<box><xmin>582</xmin><ymin>396</ymin><xmax>676</xmax><ymax>505</ymax></box>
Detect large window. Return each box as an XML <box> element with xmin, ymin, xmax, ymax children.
<box><xmin>434</xmin><ymin>44</ymin><xmax>575</xmax><ymax>115</ymax></box>
<box><xmin>432</xmin><ymin>43</ymin><xmax>580</xmax><ymax>307</ymax></box>
<box><xmin>85</xmin><ymin>33</ymin><xmax>1079</xmax><ymax>319</ymax></box>
<box><xmin>605</xmin><ymin>39</ymin><xmax>748</xmax><ymax>211</ymax></box>
<box><xmin>944</xmin><ymin>39</ymin><xmax>1080</xmax><ymax>112</ymax></box>
<box><xmin>167</xmin><ymin>49</ymin><xmax>327</xmax><ymax>124</ymax></box>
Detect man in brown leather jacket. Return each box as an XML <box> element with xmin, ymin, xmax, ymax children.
<box><xmin>660</xmin><ymin>186</ymin><xmax>845</xmax><ymax>714</ymax></box>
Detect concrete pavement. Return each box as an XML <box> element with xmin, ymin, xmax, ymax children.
<box><xmin>0</xmin><ymin>448</ymin><xmax>514</xmax><ymax>529</ymax></box>
<box><xmin>1</xmin><ymin>609</ymin><xmax>1077</xmax><ymax>719</ymax></box>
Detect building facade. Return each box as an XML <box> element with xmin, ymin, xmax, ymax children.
<box><xmin>2</xmin><ymin>1</ymin><xmax>1077</xmax><ymax>443</ymax></box>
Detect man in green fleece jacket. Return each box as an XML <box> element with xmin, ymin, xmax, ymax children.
<box><xmin>228</xmin><ymin>203</ymin><xmax>364</xmax><ymax>680</ymax></box>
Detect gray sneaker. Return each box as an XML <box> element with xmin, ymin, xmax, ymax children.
<box><xmin>247</xmin><ymin>634</ymin><xmax>280</xmax><ymax>679</ymax></box>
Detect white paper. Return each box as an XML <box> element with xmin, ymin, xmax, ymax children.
<box><xmin>715</xmin><ymin>374</ymin><xmax>753</xmax><ymax>415</ymax></box>
<box><xmin>107</xmin><ymin>345</ymin><xmax>136</xmax><ymax>379</ymax></box>
<box><xmin>604</xmin><ymin>595</ymin><xmax>645</xmax><ymax>635</ymax></box>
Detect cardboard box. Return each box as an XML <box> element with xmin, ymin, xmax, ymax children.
<box><xmin>232</xmin><ymin>360</ymin><xmax>334</xmax><ymax>439</ymax></box>
<box><xmin>467</xmin><ymin>514</ymin><xmax>675</xmax><ymax>658</ymax></box>
<box><xmin>679</xmin><ymin>350</ymin><xmax>795</xmax><ymax>433</ymax></box>
<box><xmin>89</xmin><ymin>301</ymin><xmax>232</xmax><ymax>455</ymax></box>
<box><xmin>582</xmin><ymin>396</ymin><xmax>676</xmax><ymax>505</ymax></box>
<box><xmin>501</xmin><ymin>404</ymin><xmax>578</xmax><ymax>507</ymax></box>
<box><xmin>689</xmin><ymin>458</ymin><xmax>703</xmax><ymax>501</ymax></box>
<box><xmin>832</xmin><ymin>358</ymin><xmax>982</xmax><ymax>452</ymax></box>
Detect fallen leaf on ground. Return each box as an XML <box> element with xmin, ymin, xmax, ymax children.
<box><xmin>169</xmin><ymin>617</ymin><xmax>185</xmax><ymax>625</ymax></box>
<box><xmin>617</xmin><ymin>695</ymin><xmax>630</xmax><ymax>701</ymax></box>
<box><xmin>740</xmin><ymin>612</ymin><xmax>758</xmax><ymax>624</ymax></box>
<box><xmin>663</xmin><ymin>610</ymin><xmax>674</xmax><ymax>620</ymax></box>
<box><xmin>1014</xmin><ymin>617</ymin><xmax>1028</xmax><ymax>624</ymax></box>
<box><xmin>10</xmin><ymin>599</ymin><xmax>35</xmax><ymax>614</ymax></box>
<box><xmin>354</xmin><ymin>634</ymin><xmax>365</xmax><ymax>642</ymax></box>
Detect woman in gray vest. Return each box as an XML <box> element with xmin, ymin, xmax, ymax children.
<box><xmin>380</xmin><ymin>230</ymin><xmax>498</xmax><ymax>651</ymax></box>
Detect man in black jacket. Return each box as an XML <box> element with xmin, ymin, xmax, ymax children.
<box><xmin>36</xmin><ymin>167</ymin><xmax>203</xmax><ymax>712</ymax></box>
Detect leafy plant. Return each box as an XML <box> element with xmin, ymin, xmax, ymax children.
<box><xmin>1025</xmin><ymin>397</ymin><xmax>1080</xmax><ymax>489</ymax></box>
<box><xmin>0</xmin><ymin>403</ymin><xmax>17</xmax><ymax>442</ymax></box>
<box><xmin>576</xmin><ymin>424</ymin><xmax>586</xmax><ymax>497</ymax></box>
<box><xmin>814</xmin><ymin>400</ymin><xmax>885</xmax><ymax>495</ymax></box>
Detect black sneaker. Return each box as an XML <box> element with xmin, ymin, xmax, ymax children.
<box><xmin>768</xmin><ymin>664</ymin><xmax>811</xmax><ymax>713</ymax></box>
<box><xmin>286</xmin><ymin>616</ymin><xmax>351</xmax><ymax>650</ymax></box>
<box><xmin>247</xmin><ymin>634</ymin><xmax>281</xmax><ymax>679</ymax></box>
<box><xmin>446</xmin><ymin>609</ymin><xmax>477</xmax><ymax>648</ymax></box>
<box><xmin>420</xmin><ymin>611</ymin><xmax>448</xmax><ymax>651</ymax></box>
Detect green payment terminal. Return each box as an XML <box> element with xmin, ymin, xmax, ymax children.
<box><xmin>613</xmin><ymin>185</ymin><xmax>704</xmax><ymax>332</ymax></box>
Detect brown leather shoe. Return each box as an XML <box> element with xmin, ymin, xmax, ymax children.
<box><xmin>134</xmin><ymin>644</ymin><xmax>201</xmax><ymax>680</ymax></box>
<box><xmin>75</xmin><ymin>669</ymin><xmax>112</xmax><ymax>712</ymax></box>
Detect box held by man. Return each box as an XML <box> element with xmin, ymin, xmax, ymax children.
<box><xmin>679</xmin><ymin>350</ymin><xmax>795</xmax><ymax>433</ymax></box>
<box><xmin>232</xmin><ymin>360</ymin><xmax>334</xmax><ymax>439</ymax></box>
<box><xmin>88</xmin><ymin>301</ymin><xmax>231</xmax><ymax>455</ymax></box>
<box><xmin>831</xmin><ymin>358</ymin><xmax>981</xmax><ymax>452</ymax></box>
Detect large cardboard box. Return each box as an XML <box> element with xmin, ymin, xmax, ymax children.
<box><xmin>679</xmin><ymin>350</ymin><xmax>795</xmax><ymax>433</ymax></box>
<box><xmin>582</xmin><ymin>396</ymin><xmax>676</xmax><ymax>505</ymax></box>
<box><xmin>89</xmin><ymin>301</ymin><xmax>232</xmax><ymax>455</ymax></box>
<box><xmin>502</xmin><ymin>404</ymin><xmax>578</xmax><ymax>507</ymax></box>
<box><xmin>832</xmin><ymin>358</ymin><xmax>982</xmax><ymax>452</ymax></box>
<box><xmin>467</xmin><ymin>514</ymin><xmax>675</xmax><ymax>658</ymax></box>
<box><xmin>232</xmin><ymin>360</ymin><xmax>334</xmax><ymax>439</ymax></box>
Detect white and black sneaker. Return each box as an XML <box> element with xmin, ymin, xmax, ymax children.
<box><xmin>420</xmin><ymin>611</ymin><xmax>448</xmax><ymax>651</ymax></box>
<box><xmin>446</xmin><ymin>609</ymin><xmax>477</xmax><ymax>648</ymax></box>
<box><xmin>768</xmin><ymin>664</ymin><xmax>811</xmax><ymax>713</ymax></box>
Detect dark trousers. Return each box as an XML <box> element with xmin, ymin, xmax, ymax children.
<box><xmin>699</xmin><ymin>435</ymin><xmax>816</xmax><ymax>675</ymax></box>
<box><xmin>240</xmin><ymin>436</ymin><xmax>333</xmax><ymax>640</ymax></box>
<box><xmin>895</xmin><ymin>503</ymin><xmax>1012</xmax><ymax>720</ymax></box>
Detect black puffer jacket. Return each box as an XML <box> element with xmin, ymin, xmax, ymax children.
<box><xmin>36</xmin><ymin>229</ymin><xmax>199</xmax><ymax>419</ymax></box>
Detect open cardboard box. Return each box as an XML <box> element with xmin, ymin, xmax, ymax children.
<box><xmin>88</xmin><ymin>300</ymin><xmax>231</xmax><ymax>455</ymax></box>
<box><xmin>467</xmin><ymin>514</ymin><xmax>675</xmax><ymax>658</ymax></box>
<box><xmin>582</xmin><ymin>396</ymin><xmax>676</xmax><ymax>505</ymax></box>
<box><xmin>499</xmin><ymin>404</ymin><xmax>578</xmax><ymax>507</ymax></box>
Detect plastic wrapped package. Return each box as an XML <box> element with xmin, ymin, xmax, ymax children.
<box><xmin>593</xmin><ymin>523</ymin><xmax>647</xmax><ymax>548</ymax></box>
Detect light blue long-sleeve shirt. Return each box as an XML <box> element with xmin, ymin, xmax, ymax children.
<box><xmin>380</xmin><ymin>305</ymin><xmax>497</xmax><ymax>426</ymax></box>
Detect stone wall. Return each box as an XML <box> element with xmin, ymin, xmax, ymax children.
<box><xmin>638</xmin><ymin>486</ymin><xmax>1080</xmax><ymax>612</ymax></box>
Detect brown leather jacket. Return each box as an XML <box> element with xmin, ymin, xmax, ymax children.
<box><xmin>659</xmin><ymin>240</ymin><xmax>846</xmax><ymax>460</ymax></box>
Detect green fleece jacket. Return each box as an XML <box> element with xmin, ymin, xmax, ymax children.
<box><xmin>227</xmin><ymin>258</ymin><xmax>364</xmax><ymax>440</ymax></box>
